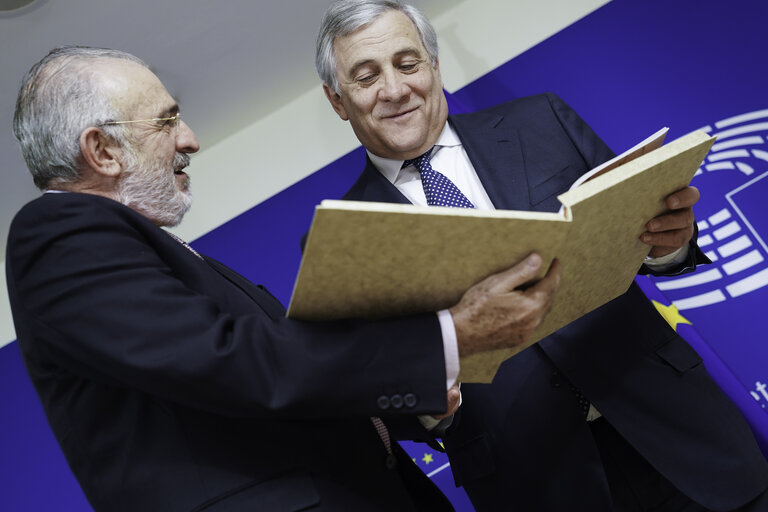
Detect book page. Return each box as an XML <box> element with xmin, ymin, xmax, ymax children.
<box><xmin>558</xmin><ymin>127</ymin><xmax>668</xmax><ymax>215</ymax></box>
<box><xmin>573</xmin><ymin>127</ymin><xmax>669</xmax><ymax>188</ymax></box>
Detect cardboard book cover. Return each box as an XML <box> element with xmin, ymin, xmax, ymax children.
<box><xmin>288</xmin><ymin>129</ymin><xmax>715</xmax><ymax>382</ymax></box>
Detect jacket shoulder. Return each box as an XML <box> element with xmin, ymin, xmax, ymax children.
<box><xmin>452</xmin><ymin>92</ymin><xmax>566</xmax><ymax>121</ymax></box>
<box><xmin>7</xmin><ymin>193</ymin><xmax>158</xmax><ymax>267</ymax></box>
<box><xmin>10</xmin><ymin>193</ymin><xmax>146</xmax><ymax>235</ymax></box>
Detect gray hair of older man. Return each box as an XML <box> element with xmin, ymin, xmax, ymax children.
<box><xmin>315</xmin><ymin>0</ymin><xmax>439</xmax><ymax>95</ymax></box>
<box><xmin>13</xmin><ymin>46</ymin><xmax>147</xmax><ymax>190</ymax></box>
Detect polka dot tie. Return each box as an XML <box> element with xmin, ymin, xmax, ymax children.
<box><xmin>571</xmin><ymin>385</ymin><xmax>591</xmax><ymax>419</ymax></box>
<box><xmin>403</xmin><ymin>147</ymin><xmax>475</xmax><ymax>208</ymax></box>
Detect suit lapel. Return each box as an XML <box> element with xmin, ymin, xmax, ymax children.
<box><xmin>344</xmin><ymin>157</ymin><xmax>412</xmax><ymax>204</ymax></box>
<box><xmin>202</xmin><ymin>255</ymin><xmax>286</xmax><ymax>318</ymax></box>
<box><xmin>449</xmin><ymin>111</ymin><xmax>531</xmax><ymax>212</ymax></box>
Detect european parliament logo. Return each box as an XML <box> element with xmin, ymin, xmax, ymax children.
<box><xmin>648</xmin><ymin>109</ymin><xmax>768</xmax><ymax>409</ymax></box>
<box><xmin>653</xmin><ymin>109</ymin><xmax>768</xmax><ymax>309</ymax></box>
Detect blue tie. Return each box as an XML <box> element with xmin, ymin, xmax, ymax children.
<box><xmin>404</xmin><ymin>147</ymin><xmax>475</xmax><ymax>208</ymax></box>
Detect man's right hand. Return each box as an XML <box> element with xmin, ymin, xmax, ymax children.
<box><xmin>450</xmin><ymin>253</ymin><xmax>561</xmax><ymax>357</ymax></box>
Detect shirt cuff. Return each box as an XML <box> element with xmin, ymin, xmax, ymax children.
<box><xmin>643</xmin><ymin>244</ymin><xmax>689</xmax><ymax>271</ymax></box>
<box><xmin>418</xmin><ymin>414</ymin><xmax>443</xmax><ymax>431</ymax></box>
<box><xmin>437</xmin><ymin>309</ymin><xmax>460</xmax><ymax>389</ymax></box>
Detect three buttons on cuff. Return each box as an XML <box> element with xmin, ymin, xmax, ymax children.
<box><xmin>377</xmin><ymin>393</ymin><xmax>418</xmax><ymax>410</ymax></box>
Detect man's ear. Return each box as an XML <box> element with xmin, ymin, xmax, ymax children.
<box><xmin>323</xmin><ymin>84</ymin><xmax>349</xmax><ymax>121</ymax></box>
<box><xmin>79</xmin><ymin>127</ymin><xmax>123</xmax><ymax>178</ymax></box>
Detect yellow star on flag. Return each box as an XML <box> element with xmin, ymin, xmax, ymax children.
<box><xmin>652</xmin><ymin>300</ymin><xmax>692</xmax><ymax>331</ymax></box>
<box><xmin>422</xmin><ymin>453</ymin><xmax>434</xmax><ymax>465</ymax></box>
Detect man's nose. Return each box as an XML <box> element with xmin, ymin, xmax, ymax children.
<box><xmin>176</xmin><ymin>120</ymin><xmax>200</xmax><ymax>154</ymax></box>
<box><xmin>377</xmin><ymin>69</ymin><xmax>410</xmax><ymax>103</ymax></box>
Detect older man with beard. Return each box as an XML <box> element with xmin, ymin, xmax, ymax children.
<box><xmin>5</xmin><ymin>46</ymin><xmax>562</xmax><ymax>511</ymax></box>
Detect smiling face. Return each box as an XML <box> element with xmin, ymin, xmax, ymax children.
<box><xmin>324</xmin><ymin>9</ymin><xmax>448</xmax><ymax>161</ymax></box>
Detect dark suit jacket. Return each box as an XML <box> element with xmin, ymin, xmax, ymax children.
<box><xmin>342</xmin><ymin>93</ymin><xmax>768</xmax><ymax>511</ymax></box>
<box><xmin>5</xmin><ymin>192</ymin><xmax>456</xmax><ymax>512</ymax></box>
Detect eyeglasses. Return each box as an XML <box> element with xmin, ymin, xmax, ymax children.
<box><xmin>99</xmin><ymin>112</ymin><xmax>181</xmax><ymax>127</ymax></box>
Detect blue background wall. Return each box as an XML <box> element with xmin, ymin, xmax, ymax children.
<box><xmin>2</xmin><ymin>0</ymin><xmax>767</xmax><ymax>509</ymax></box>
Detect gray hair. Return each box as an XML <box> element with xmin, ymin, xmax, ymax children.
<box><xmin>13</xmin><ymin>46</ymin><xmax>148</xmax><ymax>190</ymax></box>
<box><xmin>315</xmin><ymin>0</ymin><xmax>439</xmax><ymax>94</ymax></box>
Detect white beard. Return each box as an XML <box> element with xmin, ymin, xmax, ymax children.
<box><xmin>117</xmin><ymin>151</ymin><xmax>192</xmax><ymax>227</ymax></box>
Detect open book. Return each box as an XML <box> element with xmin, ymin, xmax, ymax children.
<box><xmin>577</xmin><ymin>127</ymin><xmax>667</xmax><ymax>188</ymax></box>
<box><xmin>288</xmin><ymin>129</ymin><xmax>715</xmax><ymax>382</ymax></box>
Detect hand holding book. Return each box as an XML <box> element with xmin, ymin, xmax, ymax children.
<box><xmin>641</xmin><ymin>185</ymin><xmax>699</xmax><ymax>258</ymax></box>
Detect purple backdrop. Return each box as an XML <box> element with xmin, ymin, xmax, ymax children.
<box><xmin>2</xmin><ymin>0</ymin><xmax>767</xmax><ymax>509</ymax></box>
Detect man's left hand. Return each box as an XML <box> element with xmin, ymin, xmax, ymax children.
<box><xmin>640</xmin><ymin>186</ymin><xmax>699</xmax><ymax>258</ymax></box>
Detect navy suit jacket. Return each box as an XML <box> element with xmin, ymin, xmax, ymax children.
<box><xmin>5</xmin><ymin>192</ymin><xmax>456</xmax><ymax>512</ymax></box>
<box><xmin>342</xmin><ymin>93</ymin><xmax>768</xmax><ymax>511</ymax></box>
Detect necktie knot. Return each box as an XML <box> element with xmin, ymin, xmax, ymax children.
<box><xmin>402</xmin><ymin>147</ymin><xmax>434</xmax><ymax>171</ymax></box>
<box><xmin>403</xmin><ymin>147</ymin><xmax>475</xmax><ymax>208</ymax></box>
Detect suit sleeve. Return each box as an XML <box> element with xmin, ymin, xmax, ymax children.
<box><xmin>7</xmin><ymin>197</ymin><xmax>448</xmax><ymax>420</ymax></box>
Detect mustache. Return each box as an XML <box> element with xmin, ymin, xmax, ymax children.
<box><xmin>173</xmin><ymin>152</ymin><xmax>190</xmax><ymax>172</ymax></box>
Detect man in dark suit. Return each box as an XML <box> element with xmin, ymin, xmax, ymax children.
<box><xmin>6</xmin><ymin>46</ymin><xmax>564</xmax><ymax>511</ymax></box>
<box><xmin>315</xmin><ymin>1</ymin><xmax>768</xmax><ymax>510</ymax></box>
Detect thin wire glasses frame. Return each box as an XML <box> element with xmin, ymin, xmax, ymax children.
<box><xmin>99</xmin><ymin>112</ymin><xmax>181</xmax><ymax>127</ymax></box>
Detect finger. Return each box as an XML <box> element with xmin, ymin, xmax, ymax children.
<box><xmin>666</xmin><ymin>186</ymin><xmax>699</xmax><ymax>209</ymax></box>
<box><xmin>447</xmin><ymin>386</ymin><xmax>461</xmax><ymax>406</ymax></box>
<box><xmin>647</xmin><ymin>246</ymin><xmax>681</xmax><ymax>258</ymax></box>
<box><xmin>646</xmin><ymin>208</ymin><xmax>694</xmax><ymax>232</ymax></box>
<box><xmin>434</xmin><ymin>385</ymin><xmax>462</xmax><ymax>419</ymax></box>
<box><xmin>640</xmin><ymin>227</ymin><xmax>693</xmax><ymax>249</ymax></box>
<box><xmin>486</xmin><ymin>252</ymin><xmax>543</xmax><ymax>293</ymax></box>
<box><xmin>524</xmin><ymin>258</ymin><xmax>562</xmax><ymax>298</ymax></box>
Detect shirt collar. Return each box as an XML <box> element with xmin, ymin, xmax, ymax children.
<box><xmin>366</xmin><ymin>121</ymin><xmax>461</xmax><ymax>184</ymax></box>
